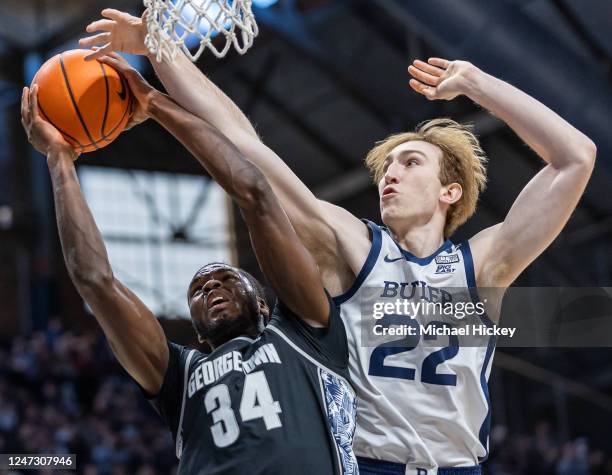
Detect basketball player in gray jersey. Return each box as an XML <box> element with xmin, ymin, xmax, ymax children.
<box><xmin>81</xmin><ymin>10</ymin><xmax>596</xmax><ymax>474</ymax></box>
<box><xmin>21</xmin><ymin>55</ymin><xmax>358</xmax><ymax>474</ymax></box>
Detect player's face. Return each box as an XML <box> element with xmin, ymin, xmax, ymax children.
<box><xmin>187</xmin><ymin>267</ymin><xmax>260</xmax><ymax>345</ymax></box>
<box><xmin>378</xmin><ymin>140</ymin><xmax>446</xmax><ymax>232</ymax></box>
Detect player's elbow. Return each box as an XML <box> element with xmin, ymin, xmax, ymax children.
<box><xmin>71</xmin><ymin>266</ymin><xmax>115</xmax><ymax>294</ymax></box>
<box><xmin>574</xmin><ymin>137</ymin><xmax>597</xmax><ymax>168</ymax></box>
<box><xmin>584</xmin><ymin>139</ymin><xmax>597</xmax><ymax>163</ymax></box>
<box><xmin>236</xmin><ymin>165</ymin><xmax>273</xmax><ymax>211</ymax></box>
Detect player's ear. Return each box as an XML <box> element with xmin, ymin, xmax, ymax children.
<box><xmin>258</xmin><ymin>297</ymin><xmax>270</xmax><ymax>322</ymax></box>
<box><xmin>440</xmin><ymin>182</ymin><xmax>462</xmax><ymax>206</ymax></box>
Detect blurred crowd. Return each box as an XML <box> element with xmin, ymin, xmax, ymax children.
<box><xmin>0</xmin><ymin>320</ymin><xmax>610</xmax><ymax>475</ymax></box>
<box><xmin>0</xmin><ymin>319</ymin><xmax>176</xmax><ymax>474</ymax></box>
<box><xmin>486</xmin><ymin>423</ymin><xmax>612</xmax><ymax>475</ymax></box>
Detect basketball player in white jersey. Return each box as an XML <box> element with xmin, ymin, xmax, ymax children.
<box><xmin>81</xmin><ymin>10</ymin><xmax>597</xmax><ymax>474</ymax></box>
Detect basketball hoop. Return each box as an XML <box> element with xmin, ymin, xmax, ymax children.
<box><xmin>143</xmin><ymin>0</ymin><xmax>259</xmax><ymax>62</ymax></box>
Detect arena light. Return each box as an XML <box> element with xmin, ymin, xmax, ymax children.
<box><xmin>252</xmin><ymin>0</ymin><xmax>278</xmax><ymax>7</ymax></box>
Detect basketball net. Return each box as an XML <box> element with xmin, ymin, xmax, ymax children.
<box><xmin>143</xmin><ymin>0</ymin><xmax>259</xmax><ymax>62</ymax></box>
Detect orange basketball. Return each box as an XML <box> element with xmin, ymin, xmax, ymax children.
<box><xmin>32</xmin><ymin>49</ymin><xmax>132</xmax><ymax>153</ymax></box>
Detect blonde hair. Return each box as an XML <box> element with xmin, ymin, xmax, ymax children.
<box><xmin>365</xmin><ymin>118</ymin><xmax>488</xmax><ymax>237</ymax></box>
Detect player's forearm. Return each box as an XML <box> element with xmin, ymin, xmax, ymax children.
<box><xmin>462</xmin><ymin>66</ymin><xmax>597</xmax><ymax>167</ymax></box>
<box><xmin>47</xmin><ymin>146</ymin><xmax>113</xmax><ymax>288</ymax></box>
<box><xmin>148</xmin><ymin>91</ymin><xmax>268</xmax><ymax>210</ymax></box>
<box><xmin>150</xmin><ymin>52</ymin><xmax>258</xmax><ymax>138</ymax></box>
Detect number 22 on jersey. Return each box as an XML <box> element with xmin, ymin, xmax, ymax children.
<box><xmin>368</xmin><ymin>314</ymin><xmax>459</xmax><ymax>386</ymax></box>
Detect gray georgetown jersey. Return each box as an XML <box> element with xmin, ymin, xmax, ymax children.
<box><xmin>146</xmin><ymin>296</ymin><xmax>358</xmax><ymax>475</ymax></box>
<box><xmin>334</xmin><ymin>221</ymin><xmax>496</xmax><ymax>473</ymax></box>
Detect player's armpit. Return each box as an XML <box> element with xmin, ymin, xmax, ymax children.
<box><xmin>78</xmin><ymin>277</ymin><xmax>169</xmax><ymax>395</ymax></box>
<box><xmin>469</xmin><ymin>223</ymin><xmax>503</xmax><ymax>285</ymax></box>
<box><xmin>320</xmin><ymin>202</ymin><xmax>372</xmax><ymax>265</ymax></box>
<box><xmin>272</xmin><ymin>199</ymin><xmax>372</xmax><ymax>299</ymax></box>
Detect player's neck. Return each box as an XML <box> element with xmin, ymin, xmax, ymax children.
<box><xmin>390</xmin><ymin>222</ymin><xmax>446</xmax><ymax>258</ymax></box>
<box><xmin>208</xmin><ymin>328</ymin><xmax>260</xmax><ymax>350</ymax></box>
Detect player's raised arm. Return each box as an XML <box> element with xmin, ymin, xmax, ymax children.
<box><xmin>408</xmin><ymin>58</ymin><xmax>597</xmax><ymax>288</ymax></box>
<box><xmin>80</xmin><ymin>10</ymin><xmax>370</xmax><ymax>297</ymax></box>
<box><xmin>100</xmin><ymin>54</ymin><xmax>330</xmax><ymax>326</ymax></box>
<box><xmin>20</xmin><ymin>85</ymin><xmax>168</xmax><ymax>394</ymax></box>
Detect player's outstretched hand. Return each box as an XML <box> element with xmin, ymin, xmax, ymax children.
<box><xmin>80</xmin><ymin>9</ymin><xmax>149</xmax><ymax>61</ymax></box>
<box><xmin>21</xmin><ymin>85</ymin><xmax>77</xmax><ymax>158</ymax></box>
<box><xmin>97</xmin><ymin>53</ymin><xmax>156</xmax><ymax>130</ymax></box>
<box><xmin>408</xmin><ymin>58</ymin><xmax>476</xmax><ymax>101</ymax></box>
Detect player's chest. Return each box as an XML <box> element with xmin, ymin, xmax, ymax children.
<box><xmin>183</xmin><ymin>345</ymin><xmax>294</xmax><ymax>448</ymax></box>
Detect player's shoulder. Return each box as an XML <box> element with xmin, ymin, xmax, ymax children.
<box><xmin>168</xmin><ymin>341</ymin><xmax>194</xmax><ymax>358</ymax></box>
<box><xmin>167</xmin><ymin>341</ymin><xmax>206</xmax><ymax>370</ymax></box>
<box><xmin>349</xmin><ymin>219</ymin><xmax>387</xmax><ymax>265</ymax></box>
<box><xmin>265</xmin><ymin>299</ymin><xmax>349</xmax><ymax>373</ymax></box>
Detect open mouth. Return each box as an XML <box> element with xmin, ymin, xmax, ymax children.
<box><xmin>382</xmin><ymin>186</ymin><xmax>398</xmax><ymax>197</ymax></box>
<box><xmin>207</xmin><ymin>293</ymin><xmax>230</xmax><ymax>310</ymax></box>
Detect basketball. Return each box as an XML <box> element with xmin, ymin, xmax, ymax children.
<box><xmin>32</xmin><ymin>49</ymin><xmax>132</xmax><ymax>153</ymax></box>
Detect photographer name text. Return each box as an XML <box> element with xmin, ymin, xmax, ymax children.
<box><xmin>373</xmin><ymin>323</ymin><xmax>516</xmax><ymax>338</ymax></box>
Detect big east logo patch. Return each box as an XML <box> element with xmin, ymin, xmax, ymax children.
<box><xmin>435</xmin><ymin>254</ymin><xmax>460</xmax><ymax>264</ymax></box>
<box><xmin>435</xmin><ymin>264</ymin><xmax>455</xmax><ymax>274</ymax></box>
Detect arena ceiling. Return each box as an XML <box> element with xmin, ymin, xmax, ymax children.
<box><xmin>1</xmin><ymin>0</ymin><xmax>611</xmax><ymax>289</ymax></box>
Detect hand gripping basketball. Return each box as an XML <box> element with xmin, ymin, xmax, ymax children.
<box><xmin>31</xmin><ymin>49</ymin><xmax>133</xmax><ymax>153</ymax></box>
<box><xmin>97</xmin><ymin>53</ymin><xmax>154</xmax><ymax>130</ymax></box>
<box><xmin>21</xmin><ymin>85</ymin><xmax>77</xmax><ymax>159</ymax></box>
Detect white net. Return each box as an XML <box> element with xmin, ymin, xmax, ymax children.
<box><xmin>143</xmin><ymin>0</ymin><xmax>259</xmax><ymax>62</ymax></box>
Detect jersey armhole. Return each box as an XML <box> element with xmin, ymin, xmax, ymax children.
<box><xmin>459</xmin><ymin>241</ymin><xmax>497</xmax><ymax>462</ymax></box>
<box><xmin>332</xmin><ymin>220</ymin><xmax>382</xmax><ymax>306</ymax></box>
<box><xmin>175</xmin><ymin>349</ymin><xmax>196</xmax><ymax>459</ymax></box>
<box><xmin>458</xmin><ymin>241</ymin><xmax>495</xmax><ymax>328</ymax></box>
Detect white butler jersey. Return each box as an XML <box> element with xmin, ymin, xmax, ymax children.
<box><xmin>334</xmin><ymin>221</ymin><xmax>496</xmax><ymax>472</ymax></box>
